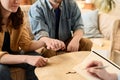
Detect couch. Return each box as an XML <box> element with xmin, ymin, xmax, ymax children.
<box><xmin>83</xmin><ymin>10</ymin><xmax>120</xmax><ymax>58</ymax></box>
<box><xmin>76</xmin><ymin>0</ymin><xmax>120</xmax><ymax>63</ymax></box>
<box><xmin>10</xmin><ymin>5</ymin><xmax>120</xmax><ymax>80</ymax></box>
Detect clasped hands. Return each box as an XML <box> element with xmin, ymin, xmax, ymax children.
<box><xmin>43</xmin><ymin>38</ymin><xmax>79</xmax><ymax>52</ymax></box>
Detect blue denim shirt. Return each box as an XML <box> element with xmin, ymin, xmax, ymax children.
<box><xmin>29</xmin><ymin>0</ymin><xmax>84</xmax><ymax>42</ymax></box>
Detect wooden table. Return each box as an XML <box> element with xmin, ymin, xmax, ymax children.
<box><xmin>35</xmin><ymin>51</ymin><xmax>90</xmax><ymax>80</ymax></box>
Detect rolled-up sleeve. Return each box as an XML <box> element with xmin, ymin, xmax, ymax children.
<box><xmin>70</xmin><ymin>1</ymin><xmax>84</xmax><ymax>32</ymax></box>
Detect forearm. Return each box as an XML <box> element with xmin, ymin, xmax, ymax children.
<box><xmin>40</xmin><ymin>37</ymin><xmax>50</xmax><ymax>43</ymax></box>
<box><xmin>103</xmin><ymin>73</ymin><xmax>117</xmax><ymax>80</ymax></box>
<box><xmin>73</xmin><ymin>29</ymin><xmax>83</xmax><ymax>41</ymax></box>
<box><xmin>110</xmin><ymin>73</ymin><xmax>118</xmax><ymax>80</ymax></box>
<box><xmin>112</xmin><ymin>73</ymin><xmax>118</xmax><ymax>80</ymax></box>
<box><xmin>29</xmin><ymin>40</ymin><xmax>45</xmax><ymax>50</ymax></box>
<box><xmin>0</xmin><ymin>54</ymin><xmax>28</xmax><ymax>64</ymax></box>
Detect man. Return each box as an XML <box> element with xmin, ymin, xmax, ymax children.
<box><xmin>29</xmin><ymin>0</ymin><xmax>92</xmax><ymax>52</ymax></box>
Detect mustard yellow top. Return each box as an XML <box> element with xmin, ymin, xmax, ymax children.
<box><xmin>0</xmin><ymin>21</ymin><xmax>32</xmax><ymax>59</ymax></box>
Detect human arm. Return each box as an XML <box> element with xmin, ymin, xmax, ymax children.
<box><xmin>67</xmin><ymin>1</ymin><xmax>84</xmax><ymax>52</ymax></box>
<box><xmin>28</xmin><ymin>3</ymin><xmax>66</xmax><ymax>51</ymax></box>
<box><xmin>28</xmin><ymin>2</ymin><xmax>49</xmax><ymax>40</ymax></box>
<box><xmin>29</xmin><ymin>39</ymin><xmax>45</xmax><ymax>50</ymax></box>
<box><xmin>40</xmin><ymin>37</ymin><xmax>65</xmax><ymax>51</ymax></box>
<box><xmin>0</xmin><ymin>26</ymin><xmax>47</xmax><ymax>67</ymax></box>
<box><xmin>86</xmin><ymin>61</ymin><xmax>118</xmax><ymax>80</ymax></box>
<box><xmin>0</xmin><ymin>53</ymin><xmax>48</xmax><ymax>67</ymax></box>
<box><xmin>67</xmin><ymin>29</ymin><xmax>83</xmax><ymax>52</ymax></box>
<box><xmin>18</xmin><ymin>24</ymin><xmax>46</xmax><ymax>51</ymax></box>
<box><xmin>19</xmin><ymin>25</ymin><xmax>65</xmax><ymax>51</ymax></box>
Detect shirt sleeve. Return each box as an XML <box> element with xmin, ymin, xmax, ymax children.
<box><xmin>18</xmin><ymin>23</ymin><xmax>33</xmax><ymax>51</ymax></box>
<box><xmin>28</xmin><ymin>3</ymin><xmax>49</xmax><ymax>40</ymax></box>
<box><xmin>70</xmin><ymin>1</ymin><xmax>84</xmax><ymax>32</ymax></box>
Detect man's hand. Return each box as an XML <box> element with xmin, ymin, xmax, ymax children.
<box><xmin>67</xmin><ymin>29</ymin><xmax>83</xmax><ymax>52</ymax></box>
<box><xmin>40</xmin><ymin>37</ymin><xmax>66</xmax><ymax>51</ymax></box>
<box><xmin>67</xmin><ymin>38</ymin><xmax>79</xmax><ymax>52</ymax></box>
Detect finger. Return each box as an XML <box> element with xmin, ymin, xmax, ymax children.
<box><xmin>87</xmin><ymin>68</ymin><xmax>102</xmax><ymax>75</ymax></box>
<box><xmin>71</xmin><ymin>47</ymin><xmax>78</xmax><ymax>52</ymax></box>
<box><xmin>41</xmin><ymin>58</ymin><xmax>48</xmax><ymax>65</ymax></box>
<box><xmin>54</xmin><ymin>40</ymin><xmax>63</xmax><ymax>49</ymax></box>
<box><xmin>86</xmin><ymin>61</ymin><xmax>102</xmax><ymax>68</ymax></box>
<box><xmin>43</xmin><ymin>58</ymin><xmax>48</xmax><ymax>62</ymax></box>
<box><xmin>61</xmin><ymin>42</ymin><xmax>66</xmax><ymax>49</ymax></box>
<box><xmin>39</xmin><ymin>60</ymin><xmax>46</xmax><ymax>67</ymax></box>
<box><xmin>35</xmin><ymin>60</ymin><xmax>42</xmax><ymax>67</ymax></box>
<box><xmin>61</xmin><ymin>46</ymin><xmax>66</xmax><ymax>50</ymax></box>
<box><xmin>86</xmin><ymin>68</ymin><xmax>103</xmax><ymax>79</ymax></box>
<box><xmin>70</xmin><ymin>48</ymin><xmax>74</xmax><ymax>52</ymax></box>
<box><xmin>51</xmin><ymin>41</ymin><xmax>57</xmax><ymax>48</ymax></box>
<box><xmin>57</xmin><ymin>42</ymin><xmax>62</xmax><ymax>49</ymax></box>
<box><xmin>47</xmin><ymin>46</ymin><xmax>51</xmax><ymax>49</ymax></box>
<box><xmin>58</xmin><ymin>41</ymin><xmax>65</xmax><ymax>48</ymax></box>
<box><xmin>50</xmin><ymin>47</ymin><xmax>59</xmax><ymax>51</ymax></box>
<box><xmin>36</xmin><ymin>58</ymin><xmax>47</xmax><ymax>67</ymax></box>
<box><xmin>35</xmin><ymin>63</ymin><xmax>39</xmax><ymax>67</ymax></box>
<box><xmin>67</xmin><ymin>47</ymin><xmax>70</xmax><ymax>52</ymax></box>
<box><xmin>67</xmin><ymin>45</ymin><xmax>73</xmax><ymax>52</ymax></box>
<box><xmin>47</xmin><ymin>44</ymin><xmax>56</xmax><ymax>51</ymax></box>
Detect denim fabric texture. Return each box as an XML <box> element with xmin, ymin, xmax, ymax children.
<box><xmin>29</xmin><ymin>0</ymin><xmax>84</xmax><ymax>41</ymax></box>
<box><xmin>0</xmin><ymin>51</ymin><xmax>40</xmax><ymax>80</ymax></box>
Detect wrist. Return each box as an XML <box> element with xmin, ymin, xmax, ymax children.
<box><xmin>72</xmin><ymin>36</ymin><xmax>81</xmax><ymax>43</ymax></box>
<box><xmin>111</xmin><ymin>73</ymin><xmax>118</xmax><ymax>80</ymax></box>
<box><xmin>108</xmin><ymin>73</ymin><xmax>117</xmax><ymax>80</ymax></box>
<box><xmin>40</xmin><ymin>37</ymin><xmax>50</xmax><ymax>42</ymax></box>
<box><xmin>38</xmin><ymin>40</ymin><xmax>46</xmax><ymax>47</ymax></box>
<box><xmin>23</xmin><ymin>55</ymin><xmax>29</xmax><ymax>63</ymax></box>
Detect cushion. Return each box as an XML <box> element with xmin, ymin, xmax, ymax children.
<box><xmin>82</xmin><ymin>9</ymin><xmax>103</xmax><ymax>38</ymax></box>
<box><xmin>99</xmin><ymin>13</ymin><xmax>119</xmax><ymax>40</ymax></box>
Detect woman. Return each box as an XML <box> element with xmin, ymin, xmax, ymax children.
<box><xmin>0</xmin><ymin>0</ymin><xmax>48</xmax><ymax>80</ymax></box>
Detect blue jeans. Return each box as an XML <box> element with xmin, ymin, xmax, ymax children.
<box><xmin>0</xmin><ymin>65</ymin><xmax>12</xmax><ymax>80</ymax></box>
<box><xmin>0</xmin><ymin>51</ymin><xmax>40</xmax><ymax>80</ymax></box>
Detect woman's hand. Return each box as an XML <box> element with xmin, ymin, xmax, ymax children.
<box><xmin>25</xmin><ymin>56</ymin><xmax>48</xmax><ymax>67</ymax></box>
<box><xmin>86</xmin><ymin>61</ymin><xmax>117</xmax><ymax>80</ymax></box>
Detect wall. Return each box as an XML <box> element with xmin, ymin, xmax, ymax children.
<box><xmin>20</xmin><ymin>0</ymin><xmax>36</xmax><ymax>5</ymax></box>
<box><xmin>22</xmin><ymin>0</ymin><xmax>120</xmax><ymax>19</ymax></box>
<box><xmin>109</xmin><ymin>0</ymin><xmax>120</xmax><ymax>18</ymax></box>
